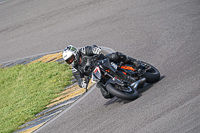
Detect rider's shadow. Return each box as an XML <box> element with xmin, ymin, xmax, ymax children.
<box><xmin>104</xmin><ymin>75</ymin><xmax>165</xmax><ymax>106</ymax></box>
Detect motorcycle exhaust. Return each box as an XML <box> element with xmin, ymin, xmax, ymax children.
<box><xmin>130</xmin><ymin>78</ymin><xmax>146</xmax><ymax>89</ymax></box>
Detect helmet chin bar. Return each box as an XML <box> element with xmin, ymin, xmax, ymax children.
<box><xmin>66</xmin><ymin>54</ymin><xmax>75</xmax><ymax>64</ymax></box>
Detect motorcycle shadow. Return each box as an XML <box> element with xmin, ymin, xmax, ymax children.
<box><xmin>138</xmin><ymin>83</ymin><xmax>153</xmax><ymax>94</ymax></box>
<box><xmin>104</xmin><ymin>75</ymin><xmax>165</xmax><ymax>106</ymax></box>
<box><xmin>138</xmin><ymin>75</ymin><xmax>165</xmax><ymax>94</ymax></box>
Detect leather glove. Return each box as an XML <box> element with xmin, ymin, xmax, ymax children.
<box><xmin>78</xmin><ymin>79</ymin><xmax>87</xmax><ymax>88</ymax></box>
<box><xmin>81</xmin><ymin>81</ymin><xmax>87</xmax><ymax>88</ymax></box>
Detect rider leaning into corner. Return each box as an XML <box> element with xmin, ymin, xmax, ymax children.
<box><xmin>62</xmin><ymin>45</ymin><xmax>145</xmax><ymax>99</ymax></box>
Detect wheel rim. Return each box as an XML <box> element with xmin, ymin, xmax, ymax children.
<box><xmin>146</xmin><ymin>67</ymin><xmax>156</xmax><ymax>73</ymax></box>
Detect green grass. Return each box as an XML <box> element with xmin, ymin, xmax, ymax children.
<box><xmin>0</xmin><ymin>62</ymin><xmax>73</xmax><ymax>133</ymax></box>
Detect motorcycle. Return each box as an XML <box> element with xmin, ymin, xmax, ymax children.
<box><xmin>90</xmin><ymin>55</ymin><xmax>160</xmax><ymax>100</ymax></box>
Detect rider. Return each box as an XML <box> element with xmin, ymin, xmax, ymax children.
<box><xmin>62</xmin><ymin>45</ymin><xmax>142</xmax><ymax>99</ymax></box>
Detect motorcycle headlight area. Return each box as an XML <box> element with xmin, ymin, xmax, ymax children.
<box><xmin>91</xmin><ymin>67</ymin><xmax>101</xmax><ymax>83</ymax></box>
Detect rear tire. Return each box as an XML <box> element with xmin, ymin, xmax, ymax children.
<box><xmin>142</xmin><ymin>62</ymin><xmax>160</xmax><ymax>83</ymax></box>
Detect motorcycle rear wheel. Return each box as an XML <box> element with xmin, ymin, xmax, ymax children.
<box><xmin>142</xmin><ymin>62</ymin><xmax>160</xmax><ymax>83</ymax></box>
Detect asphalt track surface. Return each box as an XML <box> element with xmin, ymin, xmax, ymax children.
<box><xmin>1</xmin><ymin>0</ymin><xmax>200</xmax><ymax>133</ymax></box>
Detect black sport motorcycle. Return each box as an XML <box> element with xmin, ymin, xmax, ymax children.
<box><xmin>89</xmin><ymin>55</ymin><xmax>160</xmax><ymax>100</ymax></box>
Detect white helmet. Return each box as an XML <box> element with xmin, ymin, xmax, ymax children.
<box><xmin>62</xmin><ymin>45</ymin><xmax>78</xmax><ymax>64</ymax></box>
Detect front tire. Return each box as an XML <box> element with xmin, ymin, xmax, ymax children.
<box><xmin>106</xmin><ymin>84</ymin><xmax>139</xmax><ymax>100</ymax></box>
<box><xmin>100</xmin><ymin>87</ymin><xmax>114</xmax><ymax>99</ymax></box>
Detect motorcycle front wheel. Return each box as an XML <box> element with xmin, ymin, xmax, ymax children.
<box><xmin>106</xmin><ymin>84</ymin><xmax>139</xmax><ymax>100</ymax></box>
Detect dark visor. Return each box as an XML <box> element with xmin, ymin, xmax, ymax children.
<box><xmin>66</xmin><ymin>54</ymin><xmax>75</xmax><ymax>64</ymax></box>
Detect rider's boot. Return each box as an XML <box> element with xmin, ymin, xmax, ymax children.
<box><xmin>115</xmin><ymin>52</ymin><xmax>141</xmax><ymax>68</ymax></box>
<box><xmin>126</xmin><ymin>56</ymin><xmax>141</xmax><ymax>68</ymax></box>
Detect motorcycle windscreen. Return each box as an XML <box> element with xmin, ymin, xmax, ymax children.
<box><xmin>91</xmin><ymin>67</ymin><xmax>101</xmax><ymax>83</ymax></box>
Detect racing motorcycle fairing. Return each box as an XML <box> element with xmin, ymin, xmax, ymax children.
<box><xmin>120</xmin><ymin>65</ymin><xmax>135</xmax><ymax>72</ymax></box>
<box><xmin>99</xmin><ymin>58</ymin><xmax>117</xmax><ymax>73</ymax></box>
<box><xmin>91</xmin><ymin>66</ymin><xmax>101</xmax><ymax>83</ymax></box>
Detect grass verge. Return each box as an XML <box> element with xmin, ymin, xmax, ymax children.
<box><xmin>0</xmin><ymin>62</ymin><xmax>72</xmax><ymax>133</ymax></box>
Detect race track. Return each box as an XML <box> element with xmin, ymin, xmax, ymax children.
<box><xmin>1</xmin><ymin>0</ymin><xmax>200</xmax><ymax>133</ymax></box>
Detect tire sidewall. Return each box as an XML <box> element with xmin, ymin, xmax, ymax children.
<box><xmin>106</xmin><ymin>84</ymin><xmax>139</xmax><ymax>100</ymax></box>
<box><xmin>141</xmin><ymin>62</ymin><xmax>160</xmax><ymax>83</ymax></box>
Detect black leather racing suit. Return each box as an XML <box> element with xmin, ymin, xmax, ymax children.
<box><xmin>71</xmin><ymin>45</ymin><xmax>102</xmax><ymax>89</ymax></box>
<box><xmin>71</xmin><ymin>45</ymin><xmax>139</xmax><ymax>98</ymax></box>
